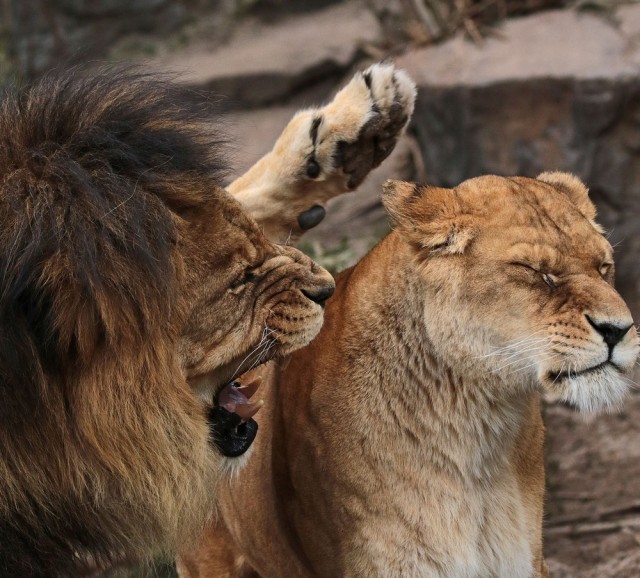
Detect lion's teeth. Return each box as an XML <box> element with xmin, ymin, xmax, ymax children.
<box><xmin>236</xmin><ymin>377</ymin><xmax>262</xmax><ymax>399</ymax></box>
<box><xmin>234</xmin><ymin>399</ymin><xmax>264</xmax><ymax>421</ymax></box>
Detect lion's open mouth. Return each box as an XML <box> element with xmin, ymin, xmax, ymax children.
<box><xmin>208</xmin><ymin>377</ymin><xmax>263</xmax><ymax>458</ymax></box>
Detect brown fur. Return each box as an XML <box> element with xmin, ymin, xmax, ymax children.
<box><xmin>0</xmin><ymin>68</ymin><xmax>336</xmax><ymax>576</ymax></box>
<box><xmin>179</xmin><ymin>174</ymin><xmax>639</xmax><ymax>577</ymax></box>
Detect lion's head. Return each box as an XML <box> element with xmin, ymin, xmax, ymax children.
<box><xmin>0</xmin><ymin>69</ymin><xmax>333</xmax><ymax>574</ymax></box>
<box><xmin>383</xmin><ymin>173</ymin><xmax>639</xmax><ymax>413</ymax></box>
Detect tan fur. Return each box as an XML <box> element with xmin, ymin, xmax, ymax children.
<box><xmin>179</xmin><ymin>174</ymin><xmax>639</xmax><ymax>578</ymax></box>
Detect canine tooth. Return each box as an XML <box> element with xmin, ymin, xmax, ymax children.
<box><xmin>236</xmin><ymin>377</ymin><xmax>262</xmax><ymax>399</ymax></box>
<box><xmin>234</xmin><ymin>399</ymin><xmax>264</xmax><ymax>421</ymax></box>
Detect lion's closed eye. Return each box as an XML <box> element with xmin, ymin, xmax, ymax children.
<box><xmin>230</xmin><ymin>269</ymin><xmax>257</xmax><ymax>291</ymax></box>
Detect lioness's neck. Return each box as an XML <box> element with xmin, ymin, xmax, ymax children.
<box><xmin>341</xmin><ymin>232</ymin><xmax>530</xmax><ymax>479</ymax></box>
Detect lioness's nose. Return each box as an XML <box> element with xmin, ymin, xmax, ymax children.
<box><xmin>302</xmin><ymin>284</ymin><xmax>335</xmax><ymax>305</ymax></box>
<box><xmin>586</xmin><ymin>315</ymin><xmax>633</xmax><ymax>347</ymax></box>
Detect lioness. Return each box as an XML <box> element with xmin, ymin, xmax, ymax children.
<box><xmin>179</xmin><ymin>173</ymin><xmax>639</xmax><ymax>577</ymax></box>
<box><xmin>0</xmin><ymin>63</ymin><xmax>414</xmax><ymax>575</ymax></box>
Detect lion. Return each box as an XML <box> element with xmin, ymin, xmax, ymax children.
<box><xmin>178</xmin><ymin>173</ymin><xmax>639</xmax><ymax>578</ymax></box>
<box><xmin>0</xmin><ymin>62</ymin><xmax>414</xmax><ymax>576</ymax></box>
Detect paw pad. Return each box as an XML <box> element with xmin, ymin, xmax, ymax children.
<box><xmin>298</xmin><ymin>205</ymin><xmax>326</xmax><ymax>230</ymax></box>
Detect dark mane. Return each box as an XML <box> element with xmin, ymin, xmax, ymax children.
<box><xmin>0</xmin><ymin>68</ymin><xmax>227</xmax><ymax>576</ymax></box>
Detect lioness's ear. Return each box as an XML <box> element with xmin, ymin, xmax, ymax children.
<box><xmin>382</xmin><ymin>180</ymin><xmax>475</xmax><ymax>254</ymax></box>
<box><xmin>537</xmin><ymin>172</ymin><xmax>598</xmax><ymax>222</ymax></box>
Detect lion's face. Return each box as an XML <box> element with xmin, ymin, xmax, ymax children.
<box><xmin>384</xmin><ymin>173</ymin><xmax>639</xmax><ymax>413</ymax></box>
<box><xmin>177</xmin><ymin>192</ymin><xmax>334</xmax><ymax>452</ymax></box>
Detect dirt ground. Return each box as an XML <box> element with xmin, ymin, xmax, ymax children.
<box><xmin>544</xmin><ymin>383</ymin><xmax>640</xmax><ymax>576</ymax></box>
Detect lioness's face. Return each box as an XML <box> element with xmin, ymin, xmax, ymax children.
<box><xmin>384</xmin><ymin>174</ymin><xmax>639</xmax><ymax>412</ymax></box>
<box><xmin>177</xmin><ymin>192</ymin><xmax>334</xmax><ymax>454</ymax></box>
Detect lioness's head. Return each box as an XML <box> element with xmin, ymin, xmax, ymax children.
<box><xmin>0</xmin><ymin>68</ymin><xmax>333</xmax><ymax>571</ymax></box>
<box><xmin>384</xmin><ymin>173</ymin><xmax>639</xmax><ymax>412</ymax></box>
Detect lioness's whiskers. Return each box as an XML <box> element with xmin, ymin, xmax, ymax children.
<box><xmin>491</xmin><ymin>356</ymin><xmax>541</xmax><ymax>374</ymax></box>
<box><xmin>619</xmin><ymin>371</ymin><xmax>640</xmax><ymax>390</ymax></box>
<box><xmin>551</xmin><ymin>366</ymin><xmax>565</xmax><ymax>387</ymax></box>
<box><xmin>503</xmin><ymin>361</ymin><xmax>540</xmax><ymax>376</ymax></box>
<box><xmin>503</xmin><ymin>354</ymin><xmax>562</xmax><ymax>377</ymax></box>
<box><xmin>489</xmin><ymin>341</ymin><xmax>551</xmax><ymax>362</ymax></box>
<box><xmin>490</xmin><ymin>343</ymin><xmax>552</xmax><ymax>373</ymax></box>
<box><xmin>477</xmin><ymin>329</ymin><xmax>548</xmax><ymax>359</ymax></box>
<box><xmin>479</xmin><ymin>339</ymin><xmax>549</xmax><ymax>360</ymax></box>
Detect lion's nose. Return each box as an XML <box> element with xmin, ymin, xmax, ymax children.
<box><xmin>586</xmin><ymin>315</ymin><xmax>633</xmax><ymax>348</ymax></box>
<box><xmin>302</xmin><ymin>284</ymin><xmax>335</xmax><ymax>305</ymax></box>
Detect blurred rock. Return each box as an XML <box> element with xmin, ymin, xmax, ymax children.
<box><xmin>239</xmin><ymin>0</ymin><xmax>343</xmax><ymax>21</ymax></box>
<box><xmin>156</xmin><ymin>1</ymin><xmax>381</xmax><ymax>108</ymax></box>
<box><xmin>544</xmin><ymin>392</ymin><xmax>640</xmax><ymax>576</ymax></box>
<box><xmin>366</xmin><ymin>0</ymin><xmax>566</xmax><ymax>47</ymax></box>
<box><xmin>58</xmin><ymin>0</ymin><xmax>170</xmax><ymax>15</ymax></box>
<box><xmin>3</xmin><ymin>0</ymin><xmax>347</xmax><ymax>80</ymax></box>
<box><xmin>6</xmin><ymin>0</ymin><xmax>193</xmax><ymax>77</ymax></box>
<box><xmin>398</xmin><ymin>5</ymin><xmax>640</xmax><ymax>318</ymax></box>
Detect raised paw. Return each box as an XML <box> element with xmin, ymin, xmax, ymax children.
<box><xmin>227</xmin><ymin>62</ymin><xmax>417</xmax><ymax>243</ymax></box>
<box><xmin>308</xmin><ymin>62</ymin><xmax>417</xmax><ymax>191</ymax></box>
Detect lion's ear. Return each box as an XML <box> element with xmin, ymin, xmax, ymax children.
<box><xmin>537</xmin><ymin>172</ymin><xmax>598</xmax><ymax>222</ymax></box>
<box><xmin>382</xmin><ymin>180</ymin><xmax>475</xmax><ymax>254</ymax></box>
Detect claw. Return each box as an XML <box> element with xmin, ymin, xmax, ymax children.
<box><xmin>217</xmin><ymin>377</ymin><xmax>264</xmax><ymax>423</ymax></box>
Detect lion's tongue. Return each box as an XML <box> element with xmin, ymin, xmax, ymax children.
<box><xmin>218</xmin><ymin>378</ymin><xmax>263</xmax><ymax>421</ymax></box>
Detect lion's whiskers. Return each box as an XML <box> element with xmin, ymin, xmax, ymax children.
<box><xmin>249</xmin><ymin>336</ymin><xmax>279</xmax><ymax>372</ymax></box>
<box><xmin>231</xmin><ymin>324</ymin><xmax>280</xmax><ymax>379</ymax></box>
<box><xmin>231</xmin><ymin>325</ymin><xmax>271</xmax><ymax>378</ymax></box>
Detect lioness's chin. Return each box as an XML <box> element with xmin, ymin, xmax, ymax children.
<box><xmin>544</xmin><ymin>365</ymin><xmax>630</xmax><ymax>413</ymax></box>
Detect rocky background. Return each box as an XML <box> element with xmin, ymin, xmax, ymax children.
<box><xmin>2</xmin><ymin>1</ymin><xmax>640</xmax><ymax>576</ymax></box>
